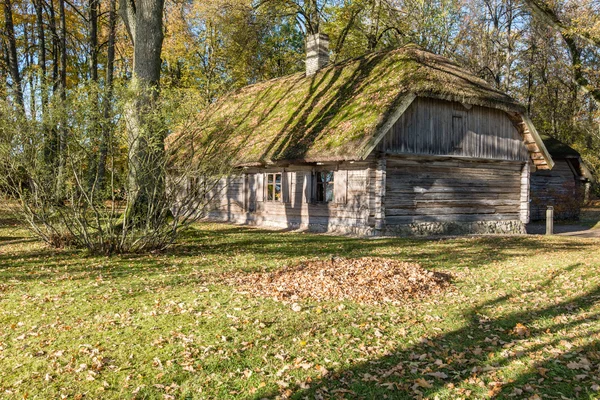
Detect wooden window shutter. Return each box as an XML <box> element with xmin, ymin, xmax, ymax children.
<box><xmin>310</xmin><ymin>170</ymin><xmax>316</xmax><ymax>203</ymax></box>
<box><xmin>282</xmin><ymin>171</ymin><xmax>290</xmax><ymax>203</ymax></box>
<box><xmin>290</xmin><ymin>173</ymin><xmax>297</xmax><ymax>206</ymax></box>
<box><xmin>334</xmin><ymin>170</ymin><xmax>348</xmax><ymax>204</ymax></box>
<box><xmin>302</xmin><ymin>172</ymin><xmax>310</xmax><ymax>203</ymax></box>
<box><xmin>256</xmin><ymin>172</ymin><xmax>264</xmax><ymax>202</ymax></box>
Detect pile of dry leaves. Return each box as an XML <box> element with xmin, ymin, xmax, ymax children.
<box><xmin>224</xmin><ymin>257</ymin><xmax>453</xmax><ymax>304</ymax></box>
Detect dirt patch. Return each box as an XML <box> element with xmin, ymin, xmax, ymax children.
<box><xmin>224</xmin><ymin>257</ymin><xmax>453</xmax><ymax>305</ymax></box>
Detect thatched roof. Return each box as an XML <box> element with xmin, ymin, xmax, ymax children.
<box><xmin>537</xmin><ymin>135</ymin><xmax>592</xmax><ymax>180</ymax></box>
<box><xmin>540</xmin><ymin>135</ymin><xmax>581</xmax><ymax>158</ymax></box>
<box><xmin>171</xmin><ymin>45</ymin><xmax>552</xmax><ymax>168</ymax></box>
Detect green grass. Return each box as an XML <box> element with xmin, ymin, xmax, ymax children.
<box><xmin>2</xmin><ymin>212</ymin><xmax>600</xmax><ymax>399</ymax></box>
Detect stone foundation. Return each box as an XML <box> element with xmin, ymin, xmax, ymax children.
<box><xmin>382</xmin><ymin>220</ymin><xmax>526</xmax><ymax>236</ymax></box>
<box><xmin>207</xmin><ymin>213</ymin><xmax>526</xmax><ymax>237</ymax></box>
<box><xmin>205</xmin><ymin>214</ymin><xmax>374</xmax><ymax>236</ymax></box>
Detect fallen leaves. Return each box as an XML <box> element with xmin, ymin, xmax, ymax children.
<box><xmin>426</xmin><ymin>371</ymin><xmax>448</xmax><ymax>379</ymax></box>
<box><xmin>512</xmin><ymin>323</ymin><xmax>530</xmax><ymax>338</ymax></box>
<box><xmin>413</xmin><ymin>377</ymin><xmax>433</xmax><ymax>389</ymax></box>
<box><xmin>566</xmin><ymin>357</ymin><xmax>592</xmax><ymax>370</ymax></box>
<box><xmin>225</xmin><ymin>257</ymin><xmax>453</xmax><ymax>304</ymax></box>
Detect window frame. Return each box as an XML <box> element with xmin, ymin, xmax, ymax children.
<box><xmin>315</xmin><ymin>170</ymin><xmax>335</xmax><ymax>203</ymax></box>
<box><xmin>265</xmin><ymin>172</ymin><xmax>283</xmax><ymax>202</ymax></box>
<box><xmin>188</xmin><ymin>176</ymin><xmax>199</xmax><ymax>194</ymax></box>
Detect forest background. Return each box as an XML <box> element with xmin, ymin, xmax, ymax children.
<box><xmin>2</xmin><ymin>0</ymin><xmax>599</xmax><ymax>177</ymax></box>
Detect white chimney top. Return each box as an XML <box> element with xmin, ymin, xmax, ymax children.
<box><xmin>306</xmin><ymin>33</ymin><xmax>330</xmax><ymax>76</ymax></box>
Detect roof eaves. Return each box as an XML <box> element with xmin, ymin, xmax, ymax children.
<box><xmin>359</xmin><ymin>93</ymin><xmax>417</xmax><ymax>160</ymax></box>
<box><xmin>521</xmin><ymin>114</ymin><xmax>555</xmax><ymax>170</ymax></box>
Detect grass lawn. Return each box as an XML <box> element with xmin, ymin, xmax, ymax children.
<box><xmin>2</xmin><ymin>209</ymin><xmax>600</xmax><ymax>399</ymax></box>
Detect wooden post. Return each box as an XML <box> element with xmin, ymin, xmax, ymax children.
<box><xmin>519</xmin><ymin>161</ymin><xmax>530</xmax><ymax>224</ymax></box>
<box><xmin>374</xmin><ymin>158</ymin><xmax>386</xmax><ymax>233</ymax></box>
<box><xmin>546</xmin><ymin>206</ymin><xmax>554</xmax><ymax>235</ymax></box>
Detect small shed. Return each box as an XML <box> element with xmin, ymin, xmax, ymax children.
<box><xmin>170</xmin><ymin>37</ymin><xmax>554</xmax><ymax>235</ymax></box>
<box><xmin>530</xmin><ymin>135</ymin><xmax>592</xmax><ymax>220</ymax></box>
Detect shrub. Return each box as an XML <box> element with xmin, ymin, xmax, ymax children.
<box><xmin>0</xmin><ymin>85</ymin><xmax>231</xmax><ymax>254</ymax></box>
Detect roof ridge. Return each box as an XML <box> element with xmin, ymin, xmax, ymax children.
<box><xmin>222</xmin><ymin>44</ymin><xmax>518</xmax><ymax>108</ymax></box>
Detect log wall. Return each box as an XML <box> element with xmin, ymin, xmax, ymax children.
<box><xmin>384</xmin><ymin>156</ymin><xmax>527</xmax><ymax>226</ymax></box>
<box><xmin>205</xmin><ymin>162</ymin><xmax>375</xmax><ymax>234</ymax></box>
<box><xmin>530</xmin><ymin>158</ymin><xmax>583</xmax><ymax>220</ymax></box>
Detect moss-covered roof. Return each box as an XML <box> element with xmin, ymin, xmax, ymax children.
<box><xmin>171</xmin><ymin>45</ymin><xmax>529</xmax><ymax>165</ymax></box>
<box><xmin>539</xmin><ymin>134</ymin><xmax>581</xmax><ymax>158</ymax></box>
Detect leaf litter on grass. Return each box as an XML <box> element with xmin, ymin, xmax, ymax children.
<box><xmin>224</xmin><ymin>257</ymin><xmax>454</xmax><ymax>305</ymax></box>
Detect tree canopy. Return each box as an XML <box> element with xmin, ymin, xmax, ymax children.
<box><xmin>1</xmin><ymin>0</ymin><xmax>599</xmax><ymax>183</ymax></box>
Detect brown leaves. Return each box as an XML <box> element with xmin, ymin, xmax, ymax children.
<box><xmin>225</xmin><ymin>257</ymin><xmax>453</xmax><ymax>304</ymax></box>
<box><xmin>566</xmin><ymin>357</ymin><xmax>591</xmax><ymax>370</ymax></box>
<box><xmin>426</xmin><ymin>371</ymin><xmax>448</xmax><ymax>379</ymax></box>
<box><xmin>413</xmin><ymin>377</ymin><xmax>433</xmax><ymax>389</ymax></box>
<box><xmin>512</xmin><ymin>323</ymin><xmax>530</xmax><ymax>338</ymax></box>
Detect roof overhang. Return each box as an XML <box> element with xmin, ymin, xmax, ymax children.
<box><xmin>580</xmin><ymin>162</ymin><xmax>594</xmax><ymax>182</ymax></box>
<box><xmin>506</xmin><ymin>112</ymin><xmax>554</xmax><ymax>170</ymax></box>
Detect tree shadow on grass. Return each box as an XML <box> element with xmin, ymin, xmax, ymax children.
<box><xmin>172</xmin><ymin>224</ymin><xmax>596</xmax><ymax>271</ymax></box>
<box><xmin>0</xmin><ymin>236</ymin><xmax>36</xmax><ymax>245</ymax></box>
<box><xmin>0</xmin><ymin>247</ymin><xmax>182</xmax><ymax>285</ymax></box>
<box><xmin>254</xmin><ymin>266</ymin><xmax>600</xmax><ymax>399</ymax></box>
<box><xmin>0</xmin><ymin>222</ymin><xmax>597</xmax><ymax>290</ymax></box>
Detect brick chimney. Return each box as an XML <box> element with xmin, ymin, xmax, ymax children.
<box><xmin>305</xmin><ymin>33</ymin><xmax>330</xmax><ymax>76</ymax></box>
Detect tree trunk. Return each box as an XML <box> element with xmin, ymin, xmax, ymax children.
<box><xmin>89</xmin><ymin>0</ymin><xmax>98</xmax><ymax>82</ymax></box>
<box><xmin>48</xmin><ymin>0</ymin><xmax>59</xmax><ymax>93</ymax></box>
<box><xmin>58</xmin><ymin>0</ymin><xmax>67</xmax><ymax>98</ymax></box>
<box><xmin>307</xmin><ymin>0</ymin><xmax>319</xmax><ymax>35</ymax></box>
<box><xmin>55</xmin><ymin>0</ymin><xmax>68</xmax><ymax>198</ymax></box>
<box><xmin>45</xmin><ymin>0</ymin><xmax>60</xmax><ymax>167</ymax></box>
<box><xmin>367</xmin><ymin>0</ymin><xmax>381</xmax><ymax>52</ymax></box>
<box><xmin>3</xmin><ymin>0</ymin><xmax>24</xmax><ymax>109</ymax></box>
<box><xmin>97</xmin><ymin>0</ymin><xmax>117</xmax><ymax>191</ymax></box>
<box><xmin>119</xmin><ymin>0</ymin><xmax>166</xmax><ymax>227</ymax></box>
<box><xmin>24</xmin><ymin>22</ymin><xmax>37</xmax><ymax>117</ymax></box>
<box><xmin>33</xmin><ymin>0</ymin><xmax>47</xmax><ymax>109</ymax></box>
<box><xmin>87</xmin><ymin>0</ymin><xmax>100</xmax><ymax>190</ymax></box>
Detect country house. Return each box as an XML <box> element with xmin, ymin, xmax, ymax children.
<box><xmin>172</xmin><ymin>34</ymin><xmax>554</xmax><ymax>235</ymax></box>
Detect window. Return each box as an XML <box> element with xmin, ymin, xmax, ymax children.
<box><xmin>316</xmin><ymin>171</ymin><xmax>334</xmax><ymax>203</ymax></box>
<box><xmin>188</xmin><ymin>176</ymin><xmax>199</xmax><ymax>194</ymax></box>
<box><xmin>266</xmin><ymin>173</ymin><xmax>282</xmax><ymax>201</ymax></box>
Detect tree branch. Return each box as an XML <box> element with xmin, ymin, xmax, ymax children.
<box><xmin>118</xmin><ymin>0</ymin><xmax>136</xmax><ymax>45</ymax></box>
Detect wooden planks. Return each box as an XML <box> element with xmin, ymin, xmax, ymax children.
<box><xmin>373</xmin><ymin>159</ymin><xmax>386</xmax><ymax>230</ymax></box>
<box><xmin>505</xmin><ymin>113</ymin><xmax>552</xmax><ymax>170</ymax></box>
<box><xmin>520</xmin><ymin>162</ymin><xmax>530</xmax><ymax>223</ymax></box>
<box><xmin>378</xmin><ymin>97</ymin><xmax>530</xmax><ymax>162</ymax></box>
<box><xmin>530</xmin><ymin>158</ymin><xmax>582</xmax><ymax>220</ymax></box>
<box><xmin>385</xmin><ymin>156</ymin><xmax>525</xmax><ymax>225</ymax></box>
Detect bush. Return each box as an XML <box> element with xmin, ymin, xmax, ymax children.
<box><xmin>0</xmin><ymin>85</ymin><xmax>231</xmax><ymax>254</ymax></box>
